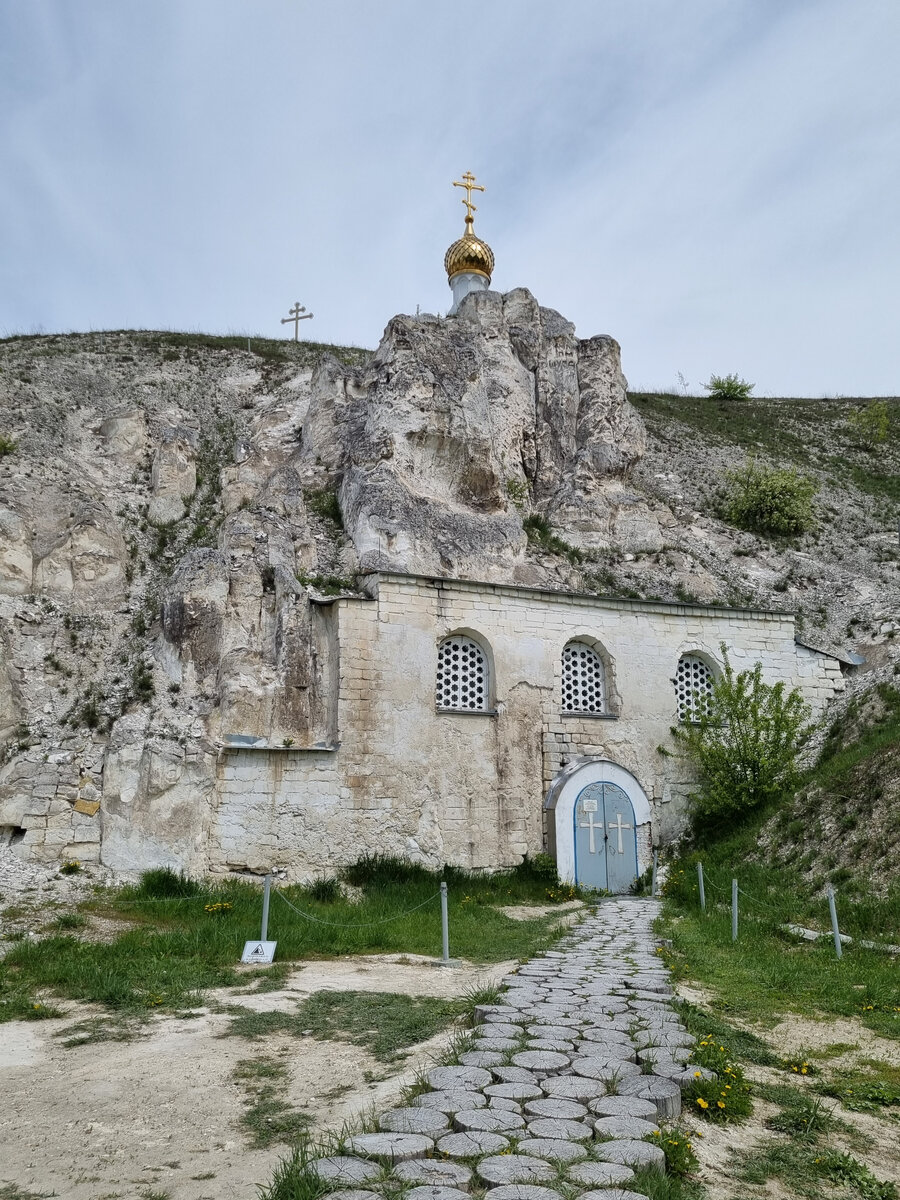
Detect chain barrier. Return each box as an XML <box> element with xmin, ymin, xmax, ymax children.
<box><xmin>273</xmin><ymin>887</ymin><xmax>442</xmax><ymax>929</ymax></box>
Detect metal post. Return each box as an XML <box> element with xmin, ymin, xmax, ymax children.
<box><xmin>827</xmin><ymin>886</ymin><xmax>843</xmax><ymax>959</ymax></box>
<box><xmin>261</xmin><ymin>873</ymin><xmax>271</xmax><ymax>942</ymax></box>
<box><xmin>697</xmin><ymin>862</ymin><xmax>706</xmax><ymax>913</ymax></box>
<box><xmin>440</xmin><ymin>881</ymin><xmax>450</xmax><ymax>964</ymax></box>
<box><xmin>732</xmin><ymin>878</ymin><xmax>738</xmax><ymax>942</ymax></box>
<box><xmin>651</xmin><ymin>851</ymin><xmax>658</xmax><ymax>898</ymax></box>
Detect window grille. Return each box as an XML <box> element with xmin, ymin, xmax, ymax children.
<box><xmin>436</xmin><ymin>636</ymin><xmax>488</xmax><ymax>711</ymax></box>
<box><xmin>675</xmin><ymin>654</ymin><xmax>714</xmax><ymax>722</ymax></box>
<box><xmin>562</xmin><ymin>642</ymin><xmax>606</xmax><ymax>714</ymax></box>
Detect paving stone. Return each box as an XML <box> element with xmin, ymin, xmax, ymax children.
<box><xmin>436</xmin><ymin>1131</ymin><xmax>510</xmax><ymax>1158</ymax></box>
<box><xmin>593</xmin><ymin>1139</ymin><xmax>666</xmax><ymax>1174</ymax></box>
<box><xmin>348</xmin><ymin>1134</ymin><xmax>434</xmax><ymax>1162</ymax></box>
<box><xmin>324</xmin><ymin>1191</ymin><xmax>380</xmax><ymax>1200</ymax></box>
<box><xmin>526</xmin><ymin>1038</ymin><xmax>575</xmax><ymax>1052</ymax></box>
<box><xmin>458</xmin><ymin>1051</ymin><xmax>506</xmax><ymax>1068</ymax></box>
<box><xmin>474</xmin><ymin>1005</ymin><xmax>525</xmax><ymax>1023</ymax></box>
<box><xmin>413</xmin><ymin>1090</ymin><xmax>487</xmax><ymax>1113</ymax></box>
<box><xmin>526</xmin><ymin>1024</ymin><xmax>579</xmax><ymax>1039</ymax></box>
<box><xmin>473</xmin><ymin>1037</ymin><xmax>522</xmax><ymax>1051</ymax></box>
<box><xmin>379</xmin><ymin>1107</ymin><xmax>450</xmax><ymax>1134</ymax></box>
<box><xmin>524</xmin><ymin>1098</ymin><xmax>589</xmax><ymax>1120</ymax></box>
<box><xmin>511</xmin><ymin>1050</ymin><xmax>570</xmax><ymax>1076</ymax></box>
<box><xmin>526</xmin><ymin>1117</ymin><xmax>593</xmax><ymax>1141</ymax></box>
<box><xmin>574</xmin><ymin>1042</ymin><xmax>637</xmax><ymax>1062</ymax></box>
<box><xmin>488</xmin><ymin>1097</ymin><xmax>523</xmax><ymax>1113</ymax></box>
<box><xmin>474</xmin><ymin>1023</ymin><xmax>526</xmax><ymax>1037</ymax></box>
<box><xmin>454</xmin><ymin>1108</ymin><xmax>525</xmax><ymax>1134</ymax></box>
<box><xmin>427</xmin><ymin>1066</ymin><xmax>492</xmax><ymax>1091</ymax></box>
<box><xmin>578</xmin><ymin>1028</ymin><xmax>632</xmax><ymax>1045</ymax></box>
<box><xmin>517</xmin><ymin>1138</ymin><xmax>589</xmax><ymax>1163</ymax></box>
<box><xmin>542</xmin><ymin>1075</ymin><xmax>607</xmax><ymax>1101</ymax></box>
<box><xmin>566</xmin><ymin>1162</ymin><xmax>635</xmax><ymax>1187</ymax></box>
<box><xmin>592</xmin><ymin>1116</ymin><xmax>660</xmax><ymax>1140</ymax></box>
<box><xmin>404</xmin><ymin>1189</ymin><xmax>470</xmax><ymax>1200</ymax></box>
<box><xmin>614</xmin><ymin>1076</ymin><xmax>682</xmax><ymax>1119</ymax></box>
<box><xmin>485</xmin><ymin>1188</ymin><xmax>565</xmax><ymax>1200</ymax></box>
<box><xmin>491</xmin><ymin>1066</ymin><xmax>541</xmax><ymax>1084</ymax></box>
<box><xmin>393</xmin><ymin>1159</ymin><xmax>473</xmax><ymax>1189</ymax></box>
<box><xmin>571</xmin><ymin>1059</ymin><xmax>641</xmax><ymax>1081</ymax></box>
<box><xmin>312</xmin><ymin>1156</ymin><xmax>381</xmax><ymax>1183</ymax></box>
<box><xmin>587</xmin><ymin>1096</ymin><xmax>658</xmax><ymax>1120</ymax></box>
<box><xmin>485</xmin><ymin>1082</ymin><xmax>544</xmax><ymax>1101</ymax></box>
<box><xmin>476</xmin><ymin>1154</ymin><xmax>556</xmax><ymax>1185</ymax></box>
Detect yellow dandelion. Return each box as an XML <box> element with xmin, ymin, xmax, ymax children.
<box><xmin>696</xmin><ymin>1098</ymin><xmax>709</xmax><ymax>1109</ymax></box>
<box><xmin>694</xmin><ymin>1071</ymin><xmax>702</xmax><ymax>1078</ymax></box>
<box><xmin>717</xmin><ymin>1100</ymin><xmax>726</xmax><ymax>1109</ymax></box>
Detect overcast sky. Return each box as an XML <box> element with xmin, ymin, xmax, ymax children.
<box><xmin>1</xmin><ymin>0</ymin><xmax>898</xmax><ymax>395</ymax></box>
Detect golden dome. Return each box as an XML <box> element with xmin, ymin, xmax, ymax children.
<box><xmin>444</xmin><ymin>227</ymin><xmax>495</xmax><ymax>282</ymax></box>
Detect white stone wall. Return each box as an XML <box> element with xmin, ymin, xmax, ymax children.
<box><xmin>210</xmin><ymin>573</ymin><xmax>845</xmax><ymax>879</ymax></box>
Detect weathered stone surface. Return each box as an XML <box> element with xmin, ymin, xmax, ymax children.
<box><xmin>570</xmin><ymin>1192</ymin><xmax>649</xmax><ymax>1200</ymax></box>
<box><xmin>511</xmin><ymin>1050</ymin><xmax>570</xmax><ymax>1075</ymax></box>
<box><xmin>347</xmin><ymin>1133</ymin><xmax>433</xmax><ymax>1162</ymax></box>
<box><xmin>379</xmin><ymin>1107</ymin><xmax>450</xmax><ymax>1134</ymax></box>
<box><xmin>458</xmin><ymin>1051</ymin><xmax>506</xmax><ymax>1068</ymax></box>
<box><xmin>542</xmin><ymin>1075</ymin><xmax>606</xmax><ymax>1101</ymax></box>
<box><xmin>393</xmin><ymin>1159</ymin><xmax>473</xmax><ymax>1189</ymax></box>
<box><xmin>485</xmin><ymin>1082</ymin><xmax>543</xmax><ymax>1101</ymax></box>
<box><xmin>485</xmin><ymin>1189</ymin><xmax>564</xmax><ymax>1200</ymax></box>
<box><xmin>594</xmin><ymin>1139</ymin><xmax>666</xmax><ymax>1174</ymax></box>
<box><xmin>517</xmin><ymin>1138</ymin><xmax>588</xmax><ymax>1163</ymax></box>
<box><xmin>311</xmin><ymin>1156</ymin><xmax>381</xmax><ymax>1183</ymax></box>
<box><xmin>436</xmin><ymin>1131</ymin><xmax>510</xmax><ymax>1157</ymax></box>
<box><xmin>476</xmin><ymin>1155</ymin><xmax>556</xmax><ymax>1186</ymax></box>
<box><xmin>323</xmin><ymin>1191</ymin><xmax>380</xmax><ymax>1200</ymax></box>
<box><xmin>488</xmin><ymin>1096</ymin><xmax>523</xmax><ymax>1113</ymax></box>
<box><xmin>491</xmin><ymin>1066</ymin><xmax>540</xmax><ymax>1084</ymax></box>
<box><xmin>614</xmin><ymin>1076</ymin><xmax>682</xmax><ymax>1119</ymax></box>
<box><xmin>404</xmin><ymin>1188</ymin><xmax>470</xmax><ymax>1200</ymax></box>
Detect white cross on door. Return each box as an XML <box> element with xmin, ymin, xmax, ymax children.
<box><xmin>578</xmin><ymin>809</ymin><xmax>603</xmax><ymax>854</ymax></box>
<box><xmin>607</xmin><ymin>811</ymin><xmax>633</xmax><ymax>854</ymax></box>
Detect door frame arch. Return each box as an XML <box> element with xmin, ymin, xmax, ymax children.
<box><xmin>544</xmin><ymin>758</ymin><xmax>652</xmax><ymax>885</ymax></box>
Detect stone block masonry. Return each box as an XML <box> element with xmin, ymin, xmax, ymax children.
<box><xmin>210</xmin><ymin>572</ymin><xmax>844</xmax><ymax>879</ymax></box>
<box><xmin>310</xmin><ymin>899</ymin><xmax>696</xmax><ymax>1193</ymax></box>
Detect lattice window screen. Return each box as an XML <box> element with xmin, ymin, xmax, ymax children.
<box><xmin>436</xmin><ymin>636</ymin><xmax>488</xmax><ymax>711</ymax></box>
<box><xmin>675</xmin><ymin>655</ymin><xmax>714</xmax><ymax>722</ymax></box>
<box><xmin>561</xmin><ymin>642</ymin><xmax>606</xmax><ymax>714</ymax></box>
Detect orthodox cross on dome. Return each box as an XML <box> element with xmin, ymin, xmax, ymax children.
<box><xmin>281</xmin><ymin>302</ymin><xmax>314</xmax><ymax>340</ymax></box>
<box><xmin>453</xmin><ymin>171</ymin><xmax>485</xmax><ymax>230</ymax></box>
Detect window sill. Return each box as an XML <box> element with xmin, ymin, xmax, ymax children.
<box><xmin>561</xmin><ymin>712</ymin><xmax>619</xmax><ymax>721</ymax></box>
<box><xmin>436</xmin><ymin>708</ymin><xmax>498</xmax><ymax>717</ymax></box>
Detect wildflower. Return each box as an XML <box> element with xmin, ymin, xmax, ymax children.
<box><xmin>694</xmin><ymin>1071</ymin><xmax>702</xmax><ymax>1078</ymax></box>
<box><xmin>696</xmin><ymin>1098</ymin><xmax>709</xmax><ymax>1109</ymax></box>
<box><xmin>717</xmin><ymin>1101</ymin><xmax>726</xmax><ymax>1109</ymax></box>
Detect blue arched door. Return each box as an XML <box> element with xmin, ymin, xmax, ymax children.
<box><xmin>573</xmin><ymin>781</ymin><xmax>639</xmax><ymax>893</ymax></box>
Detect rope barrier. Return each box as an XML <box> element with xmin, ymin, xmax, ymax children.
<box><xmin>273</xmin><ymin>887</ymin><xmax>442</xmax><ymax>929</ymax></box>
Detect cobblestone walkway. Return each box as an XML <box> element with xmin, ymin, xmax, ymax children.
<box><xmin>312</xmin><ymin>899</ymin><xmax>706</xmax><ymax>1200</ymax></box>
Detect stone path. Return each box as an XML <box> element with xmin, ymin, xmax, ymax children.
<box><xmin>312</xmin><ymin>899</ymin><xmax>708</xmax><ymax>1200</ymax></box>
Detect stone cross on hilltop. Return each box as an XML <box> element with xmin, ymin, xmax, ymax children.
<box><xmin>281</xmin><ymin>302</ymin><xmax>314</xmax><ymax>340</ymax></box>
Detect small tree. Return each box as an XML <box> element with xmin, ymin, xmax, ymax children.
<box><xmin>703</xmin><ymin>373</ymin><xmax>754</xmax><ymax>401</ymax></box>
<box><xmin>672</xmin><ymin>646</ymin><xmax>813</xmax><ymax>831</ymax></box>
<box><xmin>847</xmin><ymin>400</ymin><xmax>890</xmax><ymax>451</ymax></box>
<box><xmin>720</xmin><ymin>456</ymin><xmax>817</xmax><ymax>537</ymax></box>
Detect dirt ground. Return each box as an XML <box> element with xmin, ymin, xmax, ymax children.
<box><xmin>0</xmin><ymin>955</ymin><xmax>513</xmax><ymax>1200</ymax></box>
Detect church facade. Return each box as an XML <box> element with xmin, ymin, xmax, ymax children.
<box><xmin>212</xmin><ymin>572</ymin><xmax>845</xmax><ymax>889</ymax></box>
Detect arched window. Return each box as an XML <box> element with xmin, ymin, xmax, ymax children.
<box><xmin>436</xmin><ymin>635</ymin><xmax>488</xmax><ymax>711</ymax></box>
<box><xmin>675</xmin><ymin>654</ymin><xmax>714</xmax><ymax>722</ymax></box>
<box><xmin>562</xmin><ymin>641</ymin><xmax>606</xmax><ymax>715</ymax></box>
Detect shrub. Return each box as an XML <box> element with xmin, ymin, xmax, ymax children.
<box><xmin>847</xmin><ymin>400</ymin><xmax>890</xmax><ymax>451</ymax></box>
<box><xmin>59</xmin><ymin>860</ymin><xmax>82</xmax><ymax>876</ymax></box>
<box><xmin>672</xmin><ymin>645</ymin><xmax>813</xmax><ymax>830</ymax></box>
<box><xmin>703</xmin><ymin>372</ymin><xmax>754</xmax><ymax>400</ymax></box>
<box><xmin>0</xmin><ymin>435</ymin><xmax>16</xmax><ymax>457</ymax></box>
<box><xmin>720</xmin><ymin>457</ymin><xmax>817</xmax><ymax>537</ymax></box>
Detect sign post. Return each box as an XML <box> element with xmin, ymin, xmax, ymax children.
<box><xmin>241</xmin><ymin>873</ymin><xmax>277</xmax><ymax>964</ymax></box>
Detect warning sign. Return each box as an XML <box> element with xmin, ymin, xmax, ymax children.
<box><xmin>241</xmin><ymin>940</ymin><xmax>277</xmax><ymax>964</ymax></box>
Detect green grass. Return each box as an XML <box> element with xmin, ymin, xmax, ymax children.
<box><xmin>224</xmin><ymin>990</ymin><xmax>469</xmax><ymax>1061</ymax></box>
<box><xmin>232</xmin><ymin>1055</ymin><xmax>311</xmax><ymax>1149</ymax></box>
<box><xmin>0</xmin><ymin>856</ymin><xmax>581</xmax><ymax>1019</ymax></box>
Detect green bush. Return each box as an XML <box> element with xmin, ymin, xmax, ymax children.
<box><xmin>720</xmin><ymin>457</ymin><xmax>817</xmax><ymax>537</ymax></box>
<box><xmin>847</xmin><ymin>400</ymin><xmax>890</xmax><ymax>451</ymax></box>
<box><xmin>672</xmin><ymin>645</ymin><xmax>812</xmax><ymax>830</ymax></box>
<box><xmin>0</xmin><ymin>435</ymin><xmax>16</xmax><ymax>457</ymax></box>
<box><xmin>703</xmin><ymin>372</ymin><xmax>754</xmax><ymax>400</ymax></box>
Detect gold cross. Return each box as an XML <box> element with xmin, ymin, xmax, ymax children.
<box><xmin>453</xmin><ymin>171</ymin><xmax>485</xmax><ymax>224</ymax></box>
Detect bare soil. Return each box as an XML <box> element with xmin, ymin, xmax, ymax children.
<box><xmin>0</xmin><ymin>955</ymin><xmax>512</xmax><ymax>1200</ymax></box>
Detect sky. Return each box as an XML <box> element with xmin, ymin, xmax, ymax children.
<box><xmin>1</xmin><ymin>0</ymin><xmax>898</xmax><ymax>396</ymax></box>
